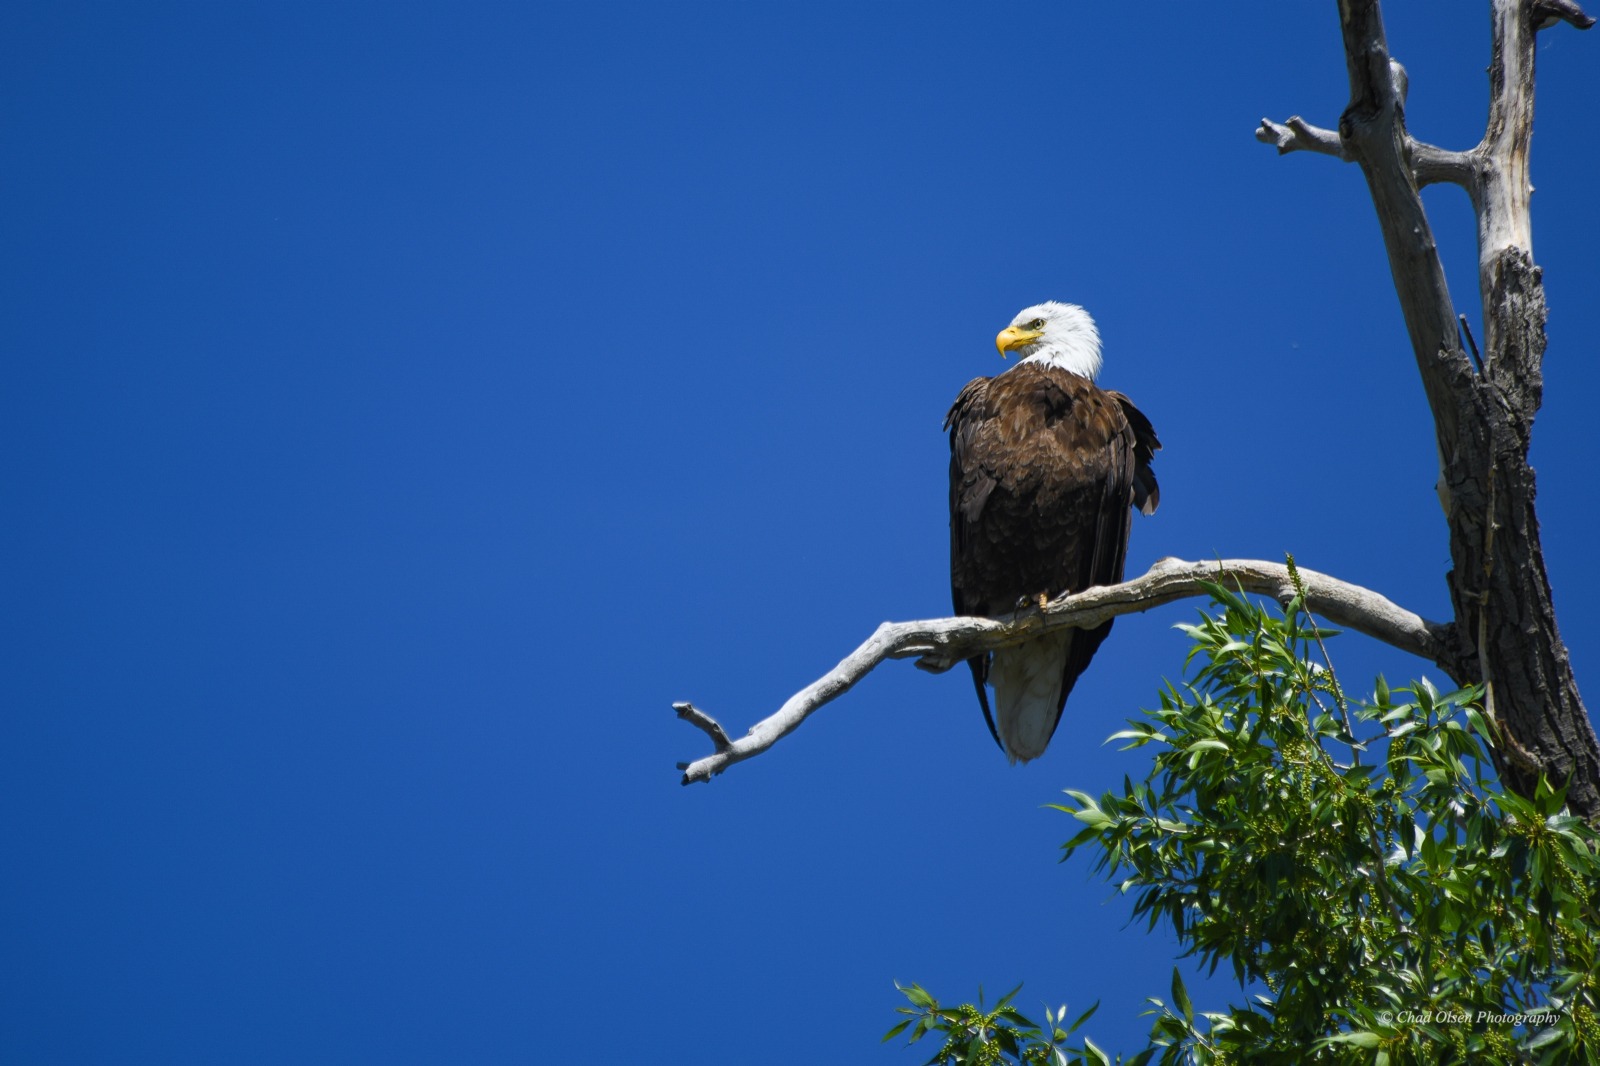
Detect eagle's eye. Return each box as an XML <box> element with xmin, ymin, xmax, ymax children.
<box><xmin>1027</xmin><ymin>318</ymin><xmax>1045</xmax><ymax>331</ymax></box>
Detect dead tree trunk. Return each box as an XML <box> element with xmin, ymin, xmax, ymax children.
<box><xmin>1261</xmin><ymin>0</ymin><xmax>1600</xmax><ymax>816</ymax></box>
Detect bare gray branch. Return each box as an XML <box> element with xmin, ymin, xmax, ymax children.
<box><xmin>1255</xmin><ymin>116</ymin><xmax>1347</xmax><ymax>158</ymax></box>
<box><xmin>1408</xmin><ymin>140</ymin><xmax>1478</xmax><ymax>190</ymax></box>
<box><xmin>673</xmin><ymin>702</ymin><xmax>732</xmax><ymax>759</ymax></box>
<box><xmin>676</xmin><ymin>558</ymin><xmax>1448</xmax><ymax>785</ymax></box>
<box><xmin>1532</xmin><ymin>0</ymin><xmax>1595</xmax><ymax>29</ymax></box>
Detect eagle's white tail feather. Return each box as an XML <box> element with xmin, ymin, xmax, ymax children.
<box><xmin>991</xmin><ymin>632</ymin><xmax>1071</xmax><ymax>763</ymax></box>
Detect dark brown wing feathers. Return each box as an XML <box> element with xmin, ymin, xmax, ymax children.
<box><xmin>1108</xmin><ymin>389</ymin><xmax>1161</xmax><ymax>515</ymax></box>
<box><xmin>944</xmin><ymin>376</ymin><xmax>1003</xmax><ymax>746</ymax></box>
<box><xmin>946</xmin><ymin>363</ymin><xmax>1160</xmax><ymax>751</ymax></box>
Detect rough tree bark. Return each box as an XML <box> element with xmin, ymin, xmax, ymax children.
<box><xmin>1259</xmin><ymin>0</ymin><xmax>1600</xmax><ymax>817</ymax></box>
<box><xmin>674</xmin><ymin>1</ymin><xmax>1600</xmax><ymax>817</ymax></box>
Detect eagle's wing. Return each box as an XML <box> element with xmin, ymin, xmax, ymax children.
<box><xmin>1018</xmin><ymin>383</ymin><xmax>1146</xmax><ymax>748</ymax></box>
<box><xmin>1044</xmin><ymin>393</ymin><xmax>1144</xmax><ymax>723</ymax></box>
<box><xmin>1107</xmin><ymin>390</ymin><xmax>1161</xmax><ymax>516</ymax></box>
<box><xmin>944</xmin><ymin>376</ymin><xmax>1003</xmax><ymax>751</ymax></box>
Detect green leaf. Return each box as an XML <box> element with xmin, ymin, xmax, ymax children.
<box><xmin>1072</xmin><ymin>806</ymin><xmax>1114</xmax><ymax>829</ymax></box>
<box><xmin>1417</xmin><ymin>677</ymin><xmax>1439</xmax><ymax>712</ymax></box>
<box><xmin>1552</xmin><ymin>971</ymin><xmax>1585</xmax><ymax>996</ymax></box>
<box><xmin>882</xmin><ymin>1019</ymin><xmax>911</xmax><ymax>1042</ymax></box>
<box><xmin>1388</xmin><ymin>720</ymin><xmax>1422</xmax><ymax>741</ymax></box>
<box><xmin>1170</xmin><ymin>968</ymin><xmax>1193</xmax><ymax>1026</ymax></box>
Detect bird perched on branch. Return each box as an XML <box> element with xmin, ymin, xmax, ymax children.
<box><xmin>946</xmin><ymin>302</ymin><xmax>1160</xmax><ymax>762</ymax></box>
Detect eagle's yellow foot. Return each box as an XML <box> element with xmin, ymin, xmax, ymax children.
<box><xmin>1010</xmin><ymin>592</ymin><xmax>1053</xmax><ymax>618</ymax></box>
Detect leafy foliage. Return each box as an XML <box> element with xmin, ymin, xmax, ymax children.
<box><xmin>890</xmin><ymin>578</ymin><xmax>1600</xmax><ymax>1064</ymax></box>
<box><xmin>883</xmin><ymin>983</ymin><xmax>1107</xmax><ymax>1066</ymax></box>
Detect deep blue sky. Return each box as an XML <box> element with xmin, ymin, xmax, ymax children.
<box><xmin>4</xmin><ymin>3</ymin><xmax>1597</xmax><ymax>1063</ymax></box>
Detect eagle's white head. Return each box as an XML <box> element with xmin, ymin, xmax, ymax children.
<box><xmin>994</xmin><ymin>301</ymin><xmax>1102</xmax><ymax>381</ymax></box>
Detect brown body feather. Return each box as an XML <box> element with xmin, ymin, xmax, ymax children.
<box><xmin>945</xmin><ymin>361</ymin><xmax>1160</xmax><ymax>759</ymax></box>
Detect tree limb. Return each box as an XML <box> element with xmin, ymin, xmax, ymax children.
<box><xmin>1409</xmin><ymin>141</ymin><xmax>1478</xmax><ymax>191</ymax></box>
<box><xmin>1255</xmin><ymin>112</ymin><xmax>1477</xmax><ymax>192</ymax></box>
<box><xmin>1532</xmin><ymin>0</ymin><xmax>1596</xmax><ymax>30</ymax></box>
<box><xmin>1256</xmin><ymin>112</ymin><xmax>1477</xmax><ymax>192</ymax></box>
<box><xmin>1256</xmin><ymin>116</ymin><xmax>1347</xmax><ymax>159</ymax></box>
<box><xmin>676</xmin><ymin>557</ymin><xmax>1450</xmax><ymax>785</ymax></box>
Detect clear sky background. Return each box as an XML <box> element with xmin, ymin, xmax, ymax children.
<box><xmin>4</xmin><ymin>3</ymin><xmax>1598</xmax><ymax>1063</ymax></box>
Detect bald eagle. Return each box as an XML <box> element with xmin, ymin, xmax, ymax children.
<box><xmin>946</xmin><ymin>302</ymin><xmax>1160</xmax><ymax>762</ymax></box>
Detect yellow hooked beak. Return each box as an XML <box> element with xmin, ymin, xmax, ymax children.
<box><xmin>995</xmin><ymin>325</ymin><xmax>1044</xmax><ymax>358</ymax></box>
